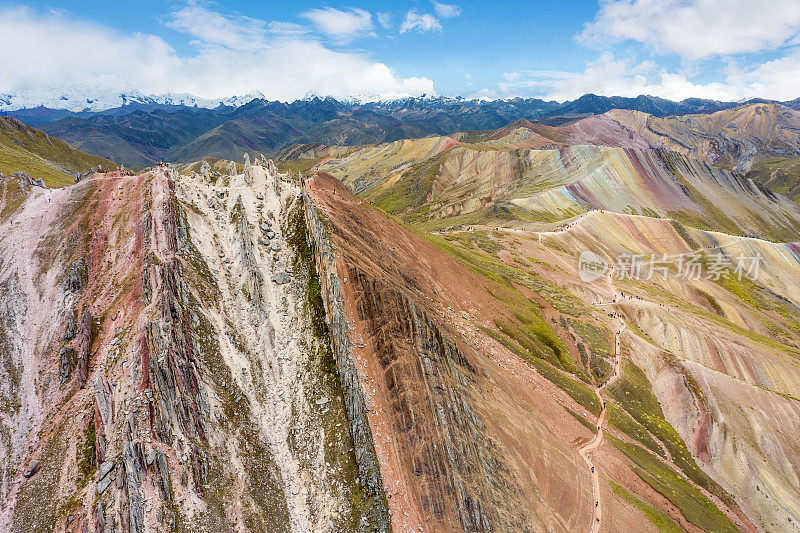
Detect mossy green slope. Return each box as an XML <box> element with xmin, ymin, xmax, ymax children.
<box><xmin>0</xmin><ymin>116</ymin><xmax>117</xmax><ymax>187</ymax></box>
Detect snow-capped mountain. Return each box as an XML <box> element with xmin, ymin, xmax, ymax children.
<box><xmin>0</xmin><ymin>86</ymin><xmax>265</xmax><ymax>112</ymax></box>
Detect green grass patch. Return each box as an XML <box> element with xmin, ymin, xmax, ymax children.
<box><xmin>609</xmin><ymin>481</ymin><xmax>685</xmax><ymax>533</ymax></box>
<box><xmin>370</xmin><ymin>155</ymin><xmax>442</xmax><ymax>219</ymax></box>
<box><xmin>608</xmin><ymin>435</ymin><xmax>737</xmax><ymax>533</ymax></box>
<box><xmin>76</xmin><ymin>421</ymin><xmax>97</xmax><ymax>488</ymax></box>
<box><xmin>607</xmin><ymin>359</ymin><xmax>734</xmax><ymax>508</ymax></box>
<box><xmin>606</xmin><ymin>403</ymin><xmax>665</xmax><ymax>458</ymax></box>
<box><xmin>568</xmin><ymin>318</ymin><xmax>614</xmax><ymax>381</ymax></box>
<box><xmin>0</xmin><ymin>116</ymin><xmax>117</xmax><ymax>187</ymax></box>
<box><xmin>482</xmin><ymin>325</ymin><xmax>601</xmax><ymax>415</ymax></box>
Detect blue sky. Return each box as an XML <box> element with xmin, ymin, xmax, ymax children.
<box><xmin>3</xmin><ymin>0</ymin><xmax>800</xmax><ymax>102</ymax></box>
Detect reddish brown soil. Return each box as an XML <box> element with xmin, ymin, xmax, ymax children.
<box><xmin>308</xmin><ymin>172</ymin><xmax>602</xmax><ymax>531</ymax></box>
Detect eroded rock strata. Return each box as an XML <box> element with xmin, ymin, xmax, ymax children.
<box><xmin>0</xmin><ymin>165</ymin><xmax>382</xmax><ymax>532</ymax></box>
<box><xmin>2</xmin><ymin>151</ymin><xmax>796</xmax><ymax>533</ymax></box>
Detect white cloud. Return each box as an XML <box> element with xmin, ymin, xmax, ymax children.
<box><xmin>725</xmin><ymin>51</ymin><xmax>800</xmax><ymax>101</ymax></box>
<box><xmin>166</xmin><ymin>3</ymin><xmax>269</xmax><ymax>49</ymax></box>
<box><xmin>433</xmin><ymin>2</ymin><xmax>461</xmax><ymax>18</ymax></box>
<box><xmin>0</xmin><ymin>4</ymin><xmax>434</xmax><ymax>101</ymax></box>
<box><xmin>300</xmin><ymin>7</ymin><xmax>374</xmax><ymax>42</ymax></box>
<box><xmin>400</xmin><ymin>10</ymin><xmax>442</xmax><ymax>34</ymax></box>
<box><xmin>0</xmin><ymin>6</ymin><xmax>180</xmax><ymax>94</ymax></box>
<box><xmin>494</xmin><ymin>51</ymin><xmax>800</xmax><ymax>102</ymax></box>
<box><xmin>377</xmin><ymin>12</ymin><xmax>392</xmax><ymax>29</ymax></box>
<box><xmin>267</xmin><ymin>21</ymin><xmax>309</xmax><ymax>37</ymax></box>
<box><xmin>579</xmin><ymin>0</ymin><xmax>800</xmax><ymax>60</ymax></box>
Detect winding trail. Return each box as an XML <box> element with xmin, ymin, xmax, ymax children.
<box><xmin>578</xmin><ymin>318</ymin><xmax>625</xmax><ymax>532</ymax></box>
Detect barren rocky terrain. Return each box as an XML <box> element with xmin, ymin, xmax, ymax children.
<box><xmin>1</xmin><ymin>101</ymin><xmax>800</xmax><ymax>533</ymax></box>
<box><xmin>0</xmin><ymin>161</ymin><xmax>381</xmax><ymax>532</ymax></box>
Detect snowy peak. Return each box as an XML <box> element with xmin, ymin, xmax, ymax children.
<box><xmin>0</xmin><ymin>87</ymin><xmax>265</xmax><ymax>112</ymax></box>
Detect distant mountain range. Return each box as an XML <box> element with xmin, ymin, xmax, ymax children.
<box><xmin>0</xmin><ymin>87</ymin><xmax>267</xmax><ymax>114</ymax></box>
<box><xmin>4</xmin><ymin>88</ymin><xmax>800</xmax><ymax>533</ymax></box>
<box><xmin>281</xmin><ymin>101</ymin><xmax>800</xmax><ymax>239</ymax></box>
<box><xmin>3</xmin><ymin>92</ymin><xmax>800</xmax><ymax>168</ymax></box>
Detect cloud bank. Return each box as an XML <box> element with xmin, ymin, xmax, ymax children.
<box><xmin>579</xmin><ymin>0</ymin><xmax>800</xmax><ymax>59</ymax></box>
<box><xmin>300</xmin><ymin>7</ymin><xmax>374</xmax><ymax>42</ymax></box>
<box><xmin>0</xmin><ymin>4</ymin><xmax>433</xmax><ymax>101</ymax></box>
<box><xmin>487</xmin><ymin>0</ymin><xmax>800</xmax><ymax>102</ymax></box>
<box><xmin>400</xmin><ymin>10</ymin><xmax>443</xmax><ymax>34</ymax></box>
<box><xmin>498</xmin><ymin>51</ymin><xmax>800</xmax><ymax>102</ymax></box>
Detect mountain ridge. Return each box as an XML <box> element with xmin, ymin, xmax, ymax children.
<box><xmin>2</xmin><ymin>102</ymin><xmax>800</xmax><ymax>532</ymax></box>
<box><xmin>0</xmin><ymin>115</ymin><xmax>118</xmax><ymax>187</ymax></box>
<box><xmin>6</xmin><ymin>93</ymin><xmax>797</xmax><ymax>168</ymax></box>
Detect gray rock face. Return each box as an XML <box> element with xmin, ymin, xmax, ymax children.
<box><xmin>243</xmin><ymin>153</ymin><xmax>252</xmax><ymax>185</ymax></box>
<box><xmin>94</xmin><ymin>377</ymin><xmax>114</xmax><ymax>428</ymax></box>
<box><xmin>2</xmin><ymin>170</ymin><xmax>46</xmax><ymax>190</ymax></box>
<box><xmin>75</xmin><ymin>310</ymin><xmax>92</xmax><ymax>387</ymax></box>
<box><xmin>92</xmin><ymin>382</ymin><xmax>112</xmax><ymax>461</ymax></box>
<box><xmin>200</xmin><ymin>160</ymin><xmax>212</xmax><ymax>183</ymax></box>
<box><xmin>23</xmin><ymin>460</ymin><xmax>40</xmax><ymax>478</ymax></box>
<box><xmin>64</xmin><ymin>307</ymin><xmax>77</xmax><ymax>340</ymax></box>
<box><xmin>228</xmin><ymin>160</ymin><xmax>237</xmax><ymax>177</ymax></box>
<box><xmin>302</xmin><ymin>192</ymin><xmax>391</xmax><ymax>531</ymax></box>
<box><xmin>123</xmin><ymin>441</ymin><xmax>145</xmax><ymax>533</ymax></box>
<box><xmin>59</xmin><ymin>345</ymin><xmax>74</xmax><ymax>386</ymax></box>
<box><xmin>99</xmin><ymin>460</ymin><xmax>115</xmax><ymax>480</ymax></box>
<box><xmin>153</xmin><ymin>450</ymin><xmax>172</xmax><ymax>501</ymax></box>
<box><xmin>65</xmin><ymin>258</ymin><xmax>88</xmax><ymax>292</ymax></box>
<box><xmin>97</xmin><ymin>472</ymin><xmax>113</xmax><ymax>494</ymax></box>
<box><xmin>12</xmin><ymin>171</ymin><xmax>46</xmax><ymax>188</ymax></box>
<box><xmin>272</xmin><ymin>272</ymin><xmax>291</xmax><ymax>284</ymax></box>
<box><xmin>141</xmin><ymin>183</ymin><xmax>208</xmax><ymax>463</ymax></box>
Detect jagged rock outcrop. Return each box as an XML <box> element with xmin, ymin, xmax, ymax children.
<box><xmin>150</xmin><ymin>449</ymin><xmax>172</xmax><ymax>501</ymax></box>
<box><xmin>122</xmin><ymin>441</ymin><xmax>145</xmax><ymax>533</ymax></box>
<box><xmin>353</xmin><ymin>268</ymin><xmax>504</xmax><ymax>530</ymax></box>
<box><xmin>200</xmin><ymin>160</ymin><xmax>211</xmax><ymax>183</ymax></box>
<box><xmin>243</xmin><ymin>152</ymin><xmax>252</xmax><ymax>184</ymax></box>
<box><xmin>58</xmin><ymin>345</ymin><xmax>74</xmax><ymax>386</ymax></box>
<box><xmin>65</xmin><ymin>258</ymin><xmax>88</xmax><ymax>292</ymax></box>
<box><xmin>94</xmin><ymin>377</ymin><xmax>113</xmax><ymax>461</ymax></box>
<box><xmin>233</xmin><ymin>196</ymin><xmax>265</xmax><ymax>311</ymax></box>
<box><xmin>303</xmin><ymin>189</ymin><xmax>391</xmax><ymax>531</ymax></box>
<box><xmin>63</xmin><ymin>307</ymin><xmax>77</xmax><ymax>340</ymax></box>
<box><xmin>141</xmin><ymin>175</ymin><xmax>207</xmax><ymax>450</ymax></box>
<box><xmin>0</xmin><ymin>170</ymin><xmax>45</xmax><ymax>189</ymax></box>
<box><xmin>305</xmin><ymin>184</ymin><xmax>523</xmax><ymax>529</ymax></box>
<box><xmin>75</xmin><ymin>309</ymin><xmax>92</xmax><ymax>387</ymax></box>
<box><xmin>16</xmin><ymin>171</ymin><xmax>45</xmax><ymax>188</ymax></box>
<box><xmin>74</xmin><ymin>169</ymin><xmax>95</xmax><ymax>183</ymax></box>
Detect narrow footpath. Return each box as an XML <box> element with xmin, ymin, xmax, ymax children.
<box><xmin>578</xmin><ymin>318</ymin><xmax>625</xmax><ymax>532</ymax></box>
